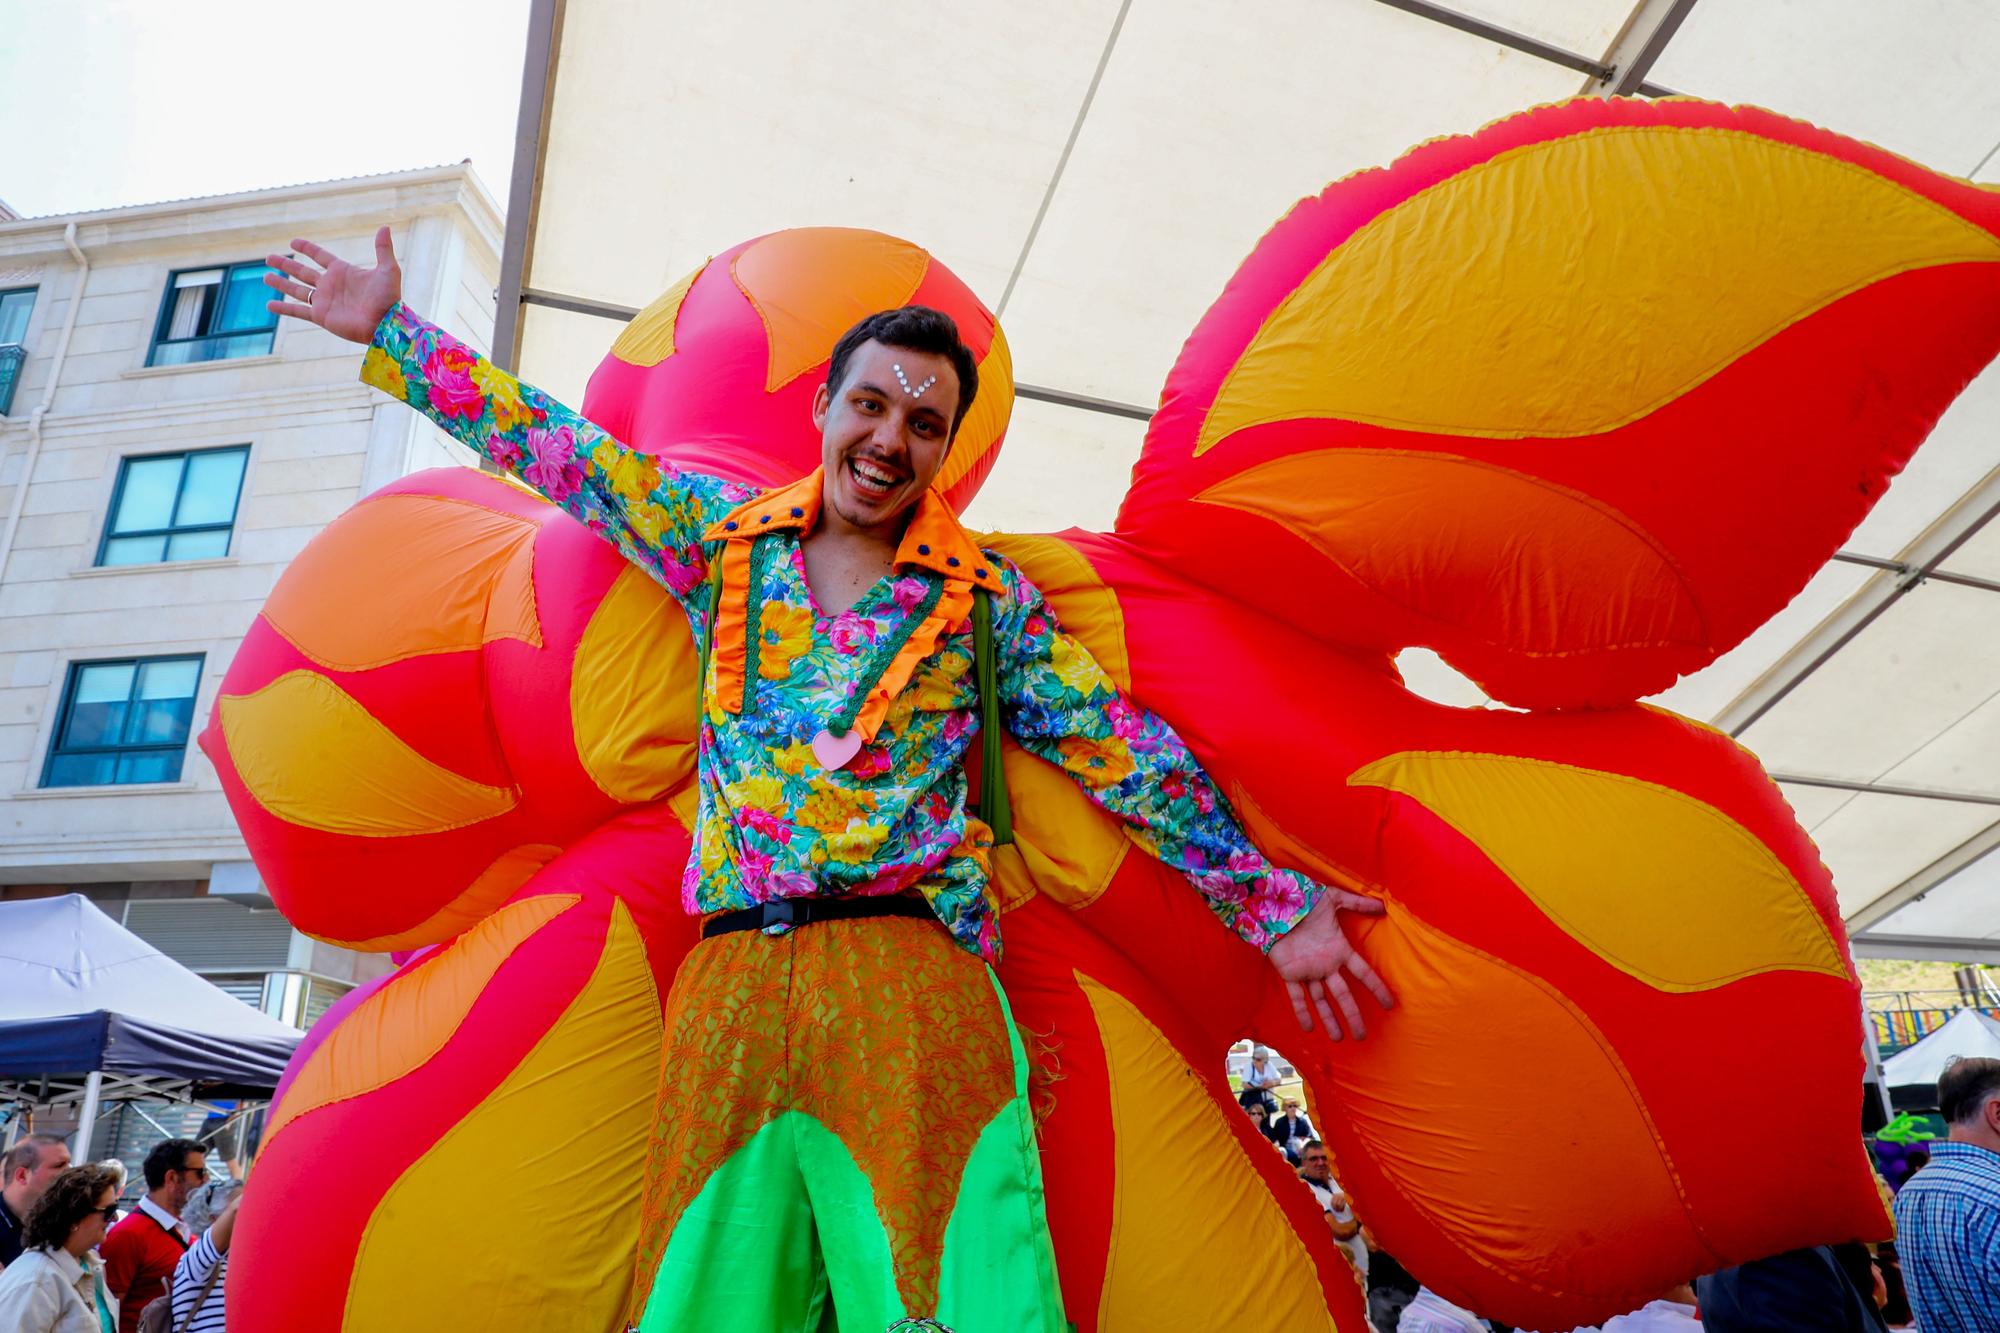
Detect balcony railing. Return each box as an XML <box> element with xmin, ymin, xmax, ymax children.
<box><xmin>0</xmin><ymin>343</ymin><xmax>24</xmax><ymax>414</ymax></box>
<box><xmin>1865</xmin><ymin>988</ymin><xmax>2000</xmax><ymax>1057</ymax></box>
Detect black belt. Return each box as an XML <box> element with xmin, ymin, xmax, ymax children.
<box><xmin>701</xmin><ymin>895</ymin><xmax>936</xmax><ymax>939</ymax></box>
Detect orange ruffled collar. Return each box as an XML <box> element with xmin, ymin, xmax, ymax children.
<box><xmin>700</xmin><ymin>468</ymin><xmax>986</xmax><ymax>746</ymax></box>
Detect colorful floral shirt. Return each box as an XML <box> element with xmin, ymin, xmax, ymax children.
<box><xmin>363</xmin><ymin>303</ymin><xmax>1324</xmax><ymax>961</ymax></box>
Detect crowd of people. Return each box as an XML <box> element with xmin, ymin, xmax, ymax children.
<box><xmin>0</xmin><ymin>1135</ymin><xmax>238</xmax><ymax>1332</ymax></box>
<box><xmin>1238</xmin><ymin>1052</ymin><xmax>2000</xmax><ymax>1332</ymax></box>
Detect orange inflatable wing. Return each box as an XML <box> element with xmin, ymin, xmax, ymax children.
<box><xmin>198</xmin><ymin>468</ymin><xmax>697</xmax><ymax>951</ymax></box>
<box><xmin>1121</xmin><ymin>98</ymin><xmax>2000</xmax><ymax>708</ymax></box>
<box><xmin>988</xmin><ymin>531</ymin><xmax>1884</xmax><ymax>1331</ymax></box>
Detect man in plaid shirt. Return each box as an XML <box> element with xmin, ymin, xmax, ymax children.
<box><xmin>1894</xmin><ymin>1056</ymin><xmax>2000</xmax><ymax>1332</ymax></box>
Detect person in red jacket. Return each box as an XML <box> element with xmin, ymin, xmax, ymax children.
<box><xmin>98</xmin><ymin>1140</ymin><xmax>204</xmax><ymax>1333</ymax></box>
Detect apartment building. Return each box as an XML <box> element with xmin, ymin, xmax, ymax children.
<box><xmin>0</xmin><ymin>164</ymin><xmax>503</xmax><ymax>1026</ymax></box>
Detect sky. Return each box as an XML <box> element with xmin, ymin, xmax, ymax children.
<box><xmin>0</xmin><ymin>0</ymin><xmax>530</xmax><ymax>218</ymax></box>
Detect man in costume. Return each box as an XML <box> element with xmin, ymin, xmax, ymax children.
<box><xmin>262</xmin><ymin>228</ymin><xmax>1392</xmax><ymax>1332</ymax></box>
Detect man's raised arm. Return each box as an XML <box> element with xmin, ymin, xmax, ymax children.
<box><xmin>990</xmin><ymin>561</ymin><xmax>1394</xmax><ymax>1039</ymax></box>
<box><xmin>267</xmin><ymin>228</ymin><xmax>748</xmax><ymax>601</ymax></box>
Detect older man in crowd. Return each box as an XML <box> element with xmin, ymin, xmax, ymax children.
<box><xmin>0</xmin><ymin>1135</ymin><xmax>72</xmax><ymax>1268</ymax></box>
<box><xmin>100</xmin><ymin>1138</ymin><xmax>204</xmax><ymax>1333</ymax></box>
<box><xmin>1297</xmin><ymin>1140</ymin><xmax>1368</xmax><ymax>1279</ymax></box>
<box><xmin>1895</xmin><ymin>1055</ymin><xmax>2000</xmax><ymax>1332</ymax></box>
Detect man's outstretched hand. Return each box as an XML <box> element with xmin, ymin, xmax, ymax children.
<box><xmin>1269</xmin><ymin>889</ymin><xmax>1394</xmax><ymax>1041</ymax></box>
<box><xmin>264</xmin><ymin>226</ymin><xmax>402</xmax><ymax>345</ymax></box>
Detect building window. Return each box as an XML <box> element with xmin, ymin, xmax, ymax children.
<box><xmin>43</xmin><ymin>655</ymin><xmax>205</xmax><ymax>788</ymax></box>
<box><xmin>0</xmin><ymin>286</ymin><xmax>33</xmax><ymax>416</ymax></box>
<box><xmin>98</xmin><ymin>446</ymin><xmax>249</xmax><ymax>566</ymax></box>
<box><xmin>148</xmin><ymin>262</ymin><xmax>278</xmax><ymax>367</ymax></box>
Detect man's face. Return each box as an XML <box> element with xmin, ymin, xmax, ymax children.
<box><xmin>814</xmin><ymin>340</ymin><xmax>958</xmax><ymax>536</ymax></box>
<box><xmin>1300</xmin><ymin>1146</ymin><xmax>1331</xmax><ymax>1184</ymax></box>
<box><xmin>11</xmin><ymin>1141</ymin><xmax>70</xmax><ymax>1206</ymax></box>
<box><xmin>1282</xmin><ymin>1101</ymin><xmax>1301</xmax><ymax>1119</ymax></box>
<box><xmin>163</xmin><ymin>1151</ymin><xmax>206</xmax><ymax>1209</ymax></box>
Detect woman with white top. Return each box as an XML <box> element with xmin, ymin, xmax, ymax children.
<box><xmin>1238</xmin><ymin>1043</ymin><xmax>1284</xmax><ymax>1116</ymax></box>
<box><xmin>0</xmin><ymin>1163</ymin><xmax>124</xmax><ymax>1333</ymax></box>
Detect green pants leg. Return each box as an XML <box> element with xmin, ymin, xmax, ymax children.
<box><xmin>633</xmin><ymin>917</ymin><xmax>1066</xmax><ymax>1333</ymax></box>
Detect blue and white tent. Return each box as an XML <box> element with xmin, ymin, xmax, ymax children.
<box><xmin>0</xmin><ymin>894</ymin><xmax>299</xmax><ymax>1106</ymax></box>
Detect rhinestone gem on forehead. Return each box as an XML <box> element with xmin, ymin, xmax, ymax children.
<box><xmin>893</xmin><ymin>362</ymin><xmax>938</xmax><ymax>399</ymax></box>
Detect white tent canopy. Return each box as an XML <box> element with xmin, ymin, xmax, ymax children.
<box><xmin>492</xmin><ymin>0</ymin><xmax>2000</xmax><ymax>959</ymax></box>
<box><xmin>0</xmin><ymin>895</ymin><xmax>301</xmax><ymax>1152</ymax></box>
<box><xmin>1880</xmin><ymin>1007</ymin><xmax>2000</xmax><ymax>1092</ymax></box>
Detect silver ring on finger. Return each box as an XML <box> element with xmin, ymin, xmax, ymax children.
<box><xmin>305</xmin><ymin>287</ymin><xmax>314</xmax><ymax>305</ymax></box>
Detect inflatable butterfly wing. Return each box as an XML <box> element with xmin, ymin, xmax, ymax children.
<box><xmin>996</xmin><ymin>96</ymin><xmax>2000</xmax><ymax>1329</ymax></box>
<box><xmin>201</xmin><ymin>97</ymin><xmax>2000</xmax><ymax>1332</ymax></box>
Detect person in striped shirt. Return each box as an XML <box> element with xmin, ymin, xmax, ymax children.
<box><xmin>1894</xmin><ymin>1055</ymin><xmax>2000</xmax><ymax>1333</ymax></box>
<box><xmin>163</xmin><ymin>1190</ymin><xmax>238</xmax><ymax>1333</ymax></box>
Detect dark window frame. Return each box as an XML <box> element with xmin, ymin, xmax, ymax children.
<box><xmin>146</xmin><ymin>261</ymin><xmax>279</xmax><ymax>367</ymax></box>
<box><xmin>41</xmin><ymin>653</ymin><xmax>207</xmax><ymax>789</ymax></box>
<box><xmin>0</xmin><ymin>285</ymin><xmax>37</xmax><ymax>345</ymax></box>
<box><xmin>95</xmin><ymin>444</ymin><xmax>251</xmax><ymax>567</ymax></box>
<box><xmin>0</xmin><ymin>286</ymin><xmax>35</xmax><ymax>416</ymax></box>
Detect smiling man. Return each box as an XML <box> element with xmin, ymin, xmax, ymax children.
<box><xmin>265</xmin><ymin>229</ymin><xmax>1392</xmax><ymax>1333</ymax></box>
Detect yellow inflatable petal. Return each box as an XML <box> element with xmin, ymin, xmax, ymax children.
<box><xmin>218</xmin><ymin>671</ymin><xmax>518</xmax><ymax>836</ymax></box>
<box><xmin>1348</xmin><ymin>751</ymin><xmax>1847</xmax><ymax>990</ymax></box>
<box><xmin>611</xmin><ymin>260</ymin><xmax>706</xmax><ymax>367</ymax></box>
<box><xmin>1081</xmin><ymin>972</ymin><xmax>1346</xmax><ymax>1330</ymax></box>
<box><xmin>980</xmin><ymin>533</ymin><xmax>1131</xmax><ymax>690</ymax></box>
<box><xmin>571</xmin><ymin>565</ymin><xmax>699</xmax><ymax>804</ymax></box>
<box><xmin>265</xmin><ymin>894</ymin><xmax>580</xmax><ymax>1140</ymax></box>
<box><xmin>935</xmin><ymin>322</ymin><xmax>1014</xmax><ymax>491</ymax></box>
<box><xmin>1199</xmin><ymin>126</ymin><xmax>2000</xmax><ymax>451</ymax></box>
<box><xmin>1195</xmin><ymin>450</ymin><xmax>1703</xmax><ymax>656</ymax></box>
<box><xmin>989</xmin><ymin>745</ymin><xmax>1130</xmax><ymax>913</ymax></box>
<box><xmin>346</xmin><ymin>900</ymin><xmax>662</xmax><ymax>1329</ymax></box>
<box><xmin>262</xmin><ymin>494</ymin><xmax>542</xmax><ymax>671</ymax></box>
<box><xmin>732</xmin><ymin>229</ymin><xmax>928</xmax><ymax>391</ymax></box>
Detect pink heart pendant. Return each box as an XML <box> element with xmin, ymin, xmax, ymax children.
<box><xmin>811</xmin><ymin>727</ymin><xmax>865</xmax><ymax>771</ymax></box>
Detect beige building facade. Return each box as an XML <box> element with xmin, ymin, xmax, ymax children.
<box><xmin>0</xmin><ymin>165</ymin><xmax>502</xmax><ymax>1026</ymax></box>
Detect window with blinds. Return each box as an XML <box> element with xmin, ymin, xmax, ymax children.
<box><xmin>147</xmin><ymin>261</ymin><xmax>279</xmax><ymax>367</ymax></box>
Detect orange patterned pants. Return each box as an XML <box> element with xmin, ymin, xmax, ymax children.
<box><xmin>627</xmin><ymin>915</ymin><xmax>1065</xmax><ymax>1333</ymax></box>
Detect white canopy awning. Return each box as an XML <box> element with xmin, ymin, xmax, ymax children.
<box><xmin>1881</xmin><ymin>1007</ymin><xmax>2000</xmax><ymax>1091</ymax></box>
<box><xmin>494</xmin><ymin>0</ymin><xmax>2000</xmax><ymax>960</ymax></box>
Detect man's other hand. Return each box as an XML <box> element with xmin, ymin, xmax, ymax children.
<box><xmin>1268</xmin><ymin>890</ymin><xmax>1394</xmax><ymax>1040</ymax></box>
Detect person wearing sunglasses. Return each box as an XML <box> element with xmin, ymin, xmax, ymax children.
<box><xmin>0</xmin><ymin>1163</ymin><xmax>125</xmax><ymax>1333</ymax></box>
<box><xmin>100</xmin><ymin>1140</ymin><xmax>202</xmax><ymax>1333</ymax></box>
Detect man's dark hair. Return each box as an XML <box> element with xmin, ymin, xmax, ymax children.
<box><xmin>22</xmin><ymin>1164</ymin><xmax>120</xmax><ymax>1251</ymax></box>
<box><xmin>1940</xmin><ymin>1056</ymin><xmax>2000</xmax><ymax>1125</ymax></box>
<box><xmin>142</xmin><ymin>1137</ymin><xmax>204</xmax><ymax>1190</ymax></box>
<box><xmin>824</xmin><ymin>306</ymin><xmax>980</xmax><ymax>440</ymax></box>
<box><xmin>1302</xmin><ymin>1139</ymin><xmax>1326</xmax><ymax>1154</ymax></box>
<box><xmin>1</xmin><ymin>1132</ymin><xmax>65</xmax><ymax>1184</ymax></box>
